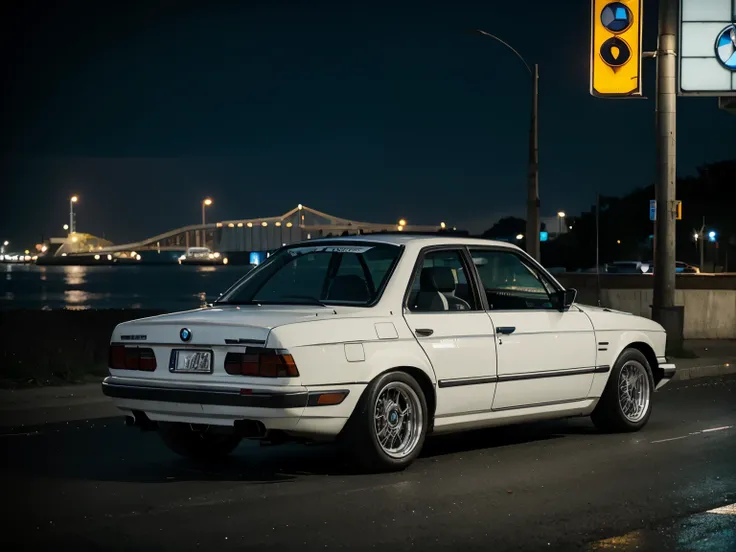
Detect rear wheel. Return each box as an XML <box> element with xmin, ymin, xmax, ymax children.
<box><xmin>591</xmin><ymin>348</ymin><xmax>654</xmax><ymax>432</ymax></box>
<box><xmin>344</xmin><ymin>371</ymin><xmax>428</xmax><ymax>472</ymax></box>
<box><xmin>158</xmin><ymin>422</ymin><xmax>242</xmax><ymax>461</ymax></box>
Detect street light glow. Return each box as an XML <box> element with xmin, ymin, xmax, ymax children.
<box><xmin>3</xmin><ymin>241</ymin><xmax>7</xmax><ymax>246</ymax></box>
<box><xmin>398</xmin><ymin>219</ymin><xmax>407</xmax><ymax>227</ymax></box>
<box><xmin>557</xmin><ymin>211</ymin><xmax>566</xmax><ymax>218</ymax></box>
<box><xmin>71</xmin><ymin>195</ymin><xmax>78</xmax><ymax>203</ymax></box>
<box><xmin>440</xmin><ymin>222</ymin><xmax>446</xmax><ymax>229</ymax></box>
<box><xmin>203</xmin><ymin>198</ymin><xmax>213</xmax><ymax>206</ymax></box>
<box><xmin>516</xmin><ymin>234</ymin><xmax>524</xmax><ymax>240</ymax></box>
<box><xmin>63</xmin><ymin>224</ymin><xmax>69</xmax><ymax>230</ymax></box>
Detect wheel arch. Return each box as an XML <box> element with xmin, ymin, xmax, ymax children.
<box><xmin>620</xmin><ymin>341</ymin><xmax>661</xmax><ymax>384</ymax></box>
<box><xmin>352</xmin><ymin>365</ymin><xmax>437</xmax><ymax>432</ymax></box>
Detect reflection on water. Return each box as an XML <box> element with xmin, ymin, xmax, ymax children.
<box><xmin>63</xmin><ymin>265</ymin><xmax>87</xmax><ymax>286</ymax></box>
<box><xmin>0</xmin><ymin>264</ymin><xmax>251</xmax><ymax>311</ymax></box>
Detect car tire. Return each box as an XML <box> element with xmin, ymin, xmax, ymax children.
<box><xmin>343</xmin><ymin>370</ymin><xmax>429</xmax><ymax>473</ymax></box>
<box><xmin>158</xmin><ymin>422</ymin><xmax>242</xmax><ymax>461</ymax></box>
<box><xmin>591</xmin><ymin>348</ymin><xmax>654</xmax><ymax>433</ymax></box>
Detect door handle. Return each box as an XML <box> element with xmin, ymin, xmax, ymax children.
<box><xmin>415</xmin><ymin>328</ymin><xmax>434</xmax><ymax>337</ymax></box>
<box><xmin>496</xmin><ymin>326</ymin><xmax>516</xmax><ymax>335</ymax></box>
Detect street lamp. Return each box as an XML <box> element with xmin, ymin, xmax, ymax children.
<box><xmin>440</xmin><ymin>221</ymin><xmax>446</xmax><ymax>229</ymax></box>
<box><xmin>201</xmin><ymin>198</ymin><xmax>213</xmax><ymax>247</ymax></box>
<box><xmin>476</xmin><ymin>29</ymin><xmax>539</xmax><ymax>261</ymax></box>
<box><xmin>69</xmin><ymin>195</ymin><xmax>78</xmax><ymax>234</ymax></box>
<box><xmin>516</xmin><ymin>234</ymin><xmax>524</xmax><ymax>240</ymax></box>
<box><xmin>557</xmin><ymin>211</ymin><xmax>566</xmax><ymax>236</ymax></box>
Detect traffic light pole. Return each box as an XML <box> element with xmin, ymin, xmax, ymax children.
<box><xmin>652</xmin><ymin>0</ymin><xmax>683</xmax><ymax>352</ymax></box>
<box><xmin>527</xmin><ymin>63</ymin><xmax>540</xmax><ymax>262</ymax></box>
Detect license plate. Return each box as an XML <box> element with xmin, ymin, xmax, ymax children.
<box><xmin>169</xmin><ymin>350</ymin><xmax>213</xmax><ymax>374</ymax></box>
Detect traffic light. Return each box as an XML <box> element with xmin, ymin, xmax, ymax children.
<box><xmin>590</xmin><ymin>0</ymin><xmax>643</xmax><ymax>97</ymax></box>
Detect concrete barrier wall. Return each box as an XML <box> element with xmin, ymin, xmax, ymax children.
<box><xmin>556</xmin><ymin>274</ymin><xmax>736</xmax><ymax>340</ymax></box>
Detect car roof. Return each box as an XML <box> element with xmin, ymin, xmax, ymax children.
<box><xmin>290</xmin><ymin>234</ymin><xmax>519</xmax><ymax>249</ymax></box>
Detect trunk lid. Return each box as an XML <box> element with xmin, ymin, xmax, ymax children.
<box><xmin>109</xmin><ymin>305</ymin><xmax>337</xmax><ymax>385</ymax></box>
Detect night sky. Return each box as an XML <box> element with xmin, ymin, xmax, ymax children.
<box><xmin>1</xmin><ymin>0</ymin><xmax>734</xmax><ymax>247</ymax></box>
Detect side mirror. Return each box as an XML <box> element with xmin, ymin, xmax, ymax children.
<box><xmin>554</xmin><ymin>288</ymin><xmax>577</xmax><ymax>312</ymax></box>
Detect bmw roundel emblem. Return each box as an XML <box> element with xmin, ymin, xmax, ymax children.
<box><xmin>179</xmin><ymin>328</ymin><xmax>192</xmax><ymax>342</ymax></box>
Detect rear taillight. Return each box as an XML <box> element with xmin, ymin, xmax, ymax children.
<box><xmin>109</xmin><ymin>345</ymin><xmax>157</xmax><ymax>372</ymax></box>
<box><xmin>224</xmin><ymin>349</ymin><xmax>299</xmax><ymax>377</ymax></box>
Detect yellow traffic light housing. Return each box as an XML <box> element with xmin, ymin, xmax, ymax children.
<box><xmin>590</xmin><ymin>0</ymin><xmax>643</xmax><ymax>97</ymax></box>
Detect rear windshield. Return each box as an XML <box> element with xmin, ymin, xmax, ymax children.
<box><xmin>218</xmin><ymin>243</ymin><xmax>402</xmax><ymax>306</ymax></box>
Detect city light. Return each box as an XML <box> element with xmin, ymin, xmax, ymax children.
<box><xmin>275</xmin><ymin>221</ymin><xmax>282</xmax><ymax>227</ymax></box>
<box><xmin>298</xmin><ymin>204</ymin><xmax>303</xmax><ymax>210</ymax></box>
<box><xmin>247</xmin><ymin>222</ymin><xmax>253</xmax><ymax>228</ymax></box>
<box><xmin>286</xmin><ymin>222</ymin><xmax>293</xmax><ymax>228</ymax></box>
<box><xmin>440</xmin><ymin>222</ymin><xmax>446</xmax><ymax>229</ymax></box>
<box><xmin>516</xmin><ymin>234</ymin><xmax>524</xmax><ymax>240</ymax></box>
<box><xmin>708</xmin><ymin>231</ymin><xmax>717</xmax><ymax>242</ymax></box>
<box><xmin>203</xmin><ymin>198</ymin><xmax>213</xmax><ymax>206</ymax></box>
<box><xmin>261</xmin><ymin>221</ymin><xmax>268</xmax><ymax>227</ymax></box>
<box><xmin>3</xmin><ymin>241</ymin><xmax>8</xmax><ymax>246</ymax></box>
<box><xmin>617</xmin><ymin>240</ymin><xmax>621</xmax><ymax>244</ymax></box>
<box><xmin>63</xmin><ymin>224</ymin><xmax>69</xmax><ymax>230</ymax></box>
<box><xmin>71</xmin><ymin>196</ymin><xmax>78</xmax><ymax>203</ymax></box>
<box><xmin>398</xmin><ymin>219</ymin><xmax>407</xmax><ymax>227</ymax></box>
<box><xmin>693</xmin><ymin>232</ymin><xmax>699</xmax><ymax>241</ymax></box>
<box><xmin>557</xmin><ymin>211</ymin><xmax>566</xmax><ymax>218</ymax></box>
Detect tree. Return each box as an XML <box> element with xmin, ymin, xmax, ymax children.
<box><xmin>481</xmin><ymin>217</ymin><xmax>526</xmax><ymax>240</ymax></box>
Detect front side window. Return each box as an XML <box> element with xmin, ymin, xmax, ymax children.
<box><xmin>218</xmin><ymin>243</ymin><xmax>402</xmax><ymax>306</ymax></box>
<box><xmin>468</xmin><ymin>249</ymin><xmax>556</xmax><ymax>310</ymax></box>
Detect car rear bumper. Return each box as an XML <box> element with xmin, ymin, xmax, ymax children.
<box><xmin>655</xmin><ymin>357</ymin><xmax>676</xmax><ymax>390</ymax></box>
<box><xmin>101</xmin><ymin>376</ymin><xmax>361</xmax><ymax>438</ymax></box>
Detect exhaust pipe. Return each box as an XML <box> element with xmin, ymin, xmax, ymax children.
<box><xmin>234</xmin><ymin>419</ymin><xmax>267</xmax><ymax>438</ymax></box>
<box><xmin>125</xmin><ymin>410</ymin><xmax>158</xmax><ymax>431</ymax></box>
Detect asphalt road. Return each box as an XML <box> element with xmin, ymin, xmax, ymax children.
<box><xmin>2</xmin><ymin>375</ymin><xmax>735</xmax><ymax>551</ymax></box>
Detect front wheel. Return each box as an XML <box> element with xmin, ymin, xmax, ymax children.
<box><xmin>344</xmin><ymin>371</ymin><xmax>429</xmax><ymax>472</ymax></box>
<box><xmin>158</xmin><ymin>422</ymin><xmax>242</xmax><ymax>461</ymax></box>
<box><xmin>591</xmin><ymin>348</ymin><xmax>654</xmax><ymax>432</ymax></box>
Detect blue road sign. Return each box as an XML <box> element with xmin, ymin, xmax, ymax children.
<box><xmin>649</xmin><ymin>200</ymin><xmax>656</xmax><ymax>221</ymax></box>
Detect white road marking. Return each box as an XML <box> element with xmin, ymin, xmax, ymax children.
<box><xmin>0</xmin><ymin>431</ymin><xmax>41</xmax><ymax>438</ymax></box>
<box><xmin>701</xmin><ymin>425</ymin><xmax>733</xmax><ymax>433</ymax></box>
<box><xmin>650</xmin><ymin>435</ymin><xmax>690</xmax><ymax>444</ymax></box>
<box><xmin>707</xmin><ymin>503</ymin><xmax>736</xmax><ymax>515</ymax></box>
<box><xmin>651</xmin><ymin>425</ymin><xmax>732</xmax><ymax>444</ymax></box>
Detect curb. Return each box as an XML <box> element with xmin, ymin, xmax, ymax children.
<box><xmin>670</xmin><ymin>361</ymin><xmax>736</xmax><ymax>382</ymax></box>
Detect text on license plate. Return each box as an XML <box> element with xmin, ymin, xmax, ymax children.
<box><xmin>170</xmin><ymin>350</ymin><xmax>213</xmax><ymax>373</ymax></box>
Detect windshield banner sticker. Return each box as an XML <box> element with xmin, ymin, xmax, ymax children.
<box><xmin>288</xmin><ymin>245</ymin><xmax>374</xmax><ymax>256</ymax></box>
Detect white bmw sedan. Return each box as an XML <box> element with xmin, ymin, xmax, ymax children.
<box><xmin>102</xmin><ymin>236</ymin><xmax>676</xmax><ymax>471</ymax></box>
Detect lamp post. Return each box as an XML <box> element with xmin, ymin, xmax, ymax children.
<box><xmin>201</xmin><ymin>198</ymin><xmax>213</xmax><ymax>247</ymax></box>
<box><xmin>476</xmin><ymin>29</ymin><xmax>540</xmax><ymax>261</ymax></box>
<box><xmin>69</xmin><ymin>195</ymin><xmax>78</xmax><ymax>234</ymax></box>
<box><xmin>557</xmin><ymin>211</ymin><xmax>566</xmax><ymax>237</ymax></box>
<box><xmin>1</xmin><ymin>240</ymin><xmax>8</xmax><ymax>255</ymax></box>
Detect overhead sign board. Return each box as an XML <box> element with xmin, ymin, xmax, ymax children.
<box><xmin>679</xmin><ymin>0</ymin><xmax>736</xmax><ymax>96</ymax></box>
<box><xmin>590</xmin><ymin>0</ymin><xmax>644</xmax><ymax>97</ymax></box>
